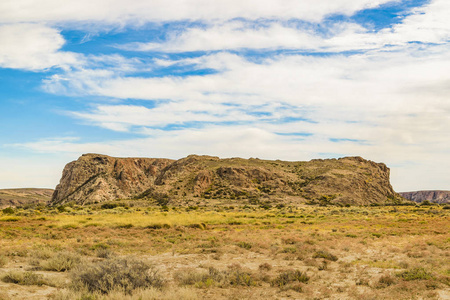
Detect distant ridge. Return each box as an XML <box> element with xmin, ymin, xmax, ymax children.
<box><xmin>400</xmin><ymin>190</ymin><xmax>450</xmax><ymax>204</ymax></box>
<box><xmin>51</xmin><ymin>154</ymin><xmax>405</xmax><ymax>206</ymax></box>
<box><xmin>0</xmin><ymin>188</ymin><xmax>53</xmax><ymax>208</ymax></box>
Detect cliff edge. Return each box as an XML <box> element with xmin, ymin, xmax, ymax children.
<box><xmin>51</xmin><ymin>154</ymin><xmax>404</xmax><ymax>206</ymax></box>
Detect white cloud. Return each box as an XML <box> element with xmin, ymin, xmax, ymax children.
<box><xmin>121</xmin><ymin>21</ymin><xmax>323</xmax><ymax>52</ymax></box>
<box><xmin>71</xmin><ymin>103</ymin><xmax>256</xmax><ymax>131</ymax></box>
<box><xmin>119</xmin><ymin>0</ymin><xmax>450</xmax><ymax>53</ymax></box>
<box><xmin>0</xmin><ymin>0</ymin><xmax>394</xmax><ymax>25</ymax></box>
<box><xmin>38</xmin><ymin>41</ymin><xmax>450</xmax><ymax>191</ymax></box>
<box><xmin>0</xmin><ymin>23</ymin><xmax>80</xmax><ymax>70</ymax></box>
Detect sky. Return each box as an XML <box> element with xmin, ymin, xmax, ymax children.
<box><xmin>0</xmin><ymin>0</ymin><xmax>449</xmax><ymax>192</ymax></box>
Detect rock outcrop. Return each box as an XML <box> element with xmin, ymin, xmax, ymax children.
<box><xmin>51</xmin><ymin>153</ymin><xmax>404</xmax><ymax>206</ymax></box>
<box><xmin>400</xmin><ymin>191</ymin><xmax>450</xmax><ymax>204</ymax></box>
<box><xmin>0</xmin><ymin>188</ymin><xmax>53</xmax><ymax>208</ymax></box>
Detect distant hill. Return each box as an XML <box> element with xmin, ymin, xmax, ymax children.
<box><xmin>51</xmin><ymin>153</ymin><xmax>405</xmax><ymax>206</ymax></box>
<box><xmin>0</xmin><ymin>188</ymin><xmax>53</xmax><ymax>208</ymax></box>
<box><xmin>400</xmin><ymin>191</ymin><xmax>450</xmax><ymax>204</ymax></box>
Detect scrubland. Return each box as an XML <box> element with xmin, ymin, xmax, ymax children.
<box><xmin>0</xmin><ymin>203</ymin><xmax>448</xmax><ymax>299</ymax></box>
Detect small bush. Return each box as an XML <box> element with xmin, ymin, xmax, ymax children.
<box><xmin>377</xmin><ymin>274</ymin><xmax>397</xmax><ymax>288</ymax></box>
<box><xmin>313</xmin><ymin>250</ymin><xmax>338</xmax><ymax>261</ymax></box>
<box><xmin>397</xmin><ymin>268</ymin><xmax>434</xmax><ymax>281</ymax></box>
<box><xmin>71</xmin><ymin>257</ymin><xmax>164</xmax><ymax>294</ymax></box>
<box><xmin>174</xmin><ymin>269</ymin><xmax>210</xmax><ymax>286</ymax></box>
<box><xmin>2</xmin><ymin>207</ymin><xmax>14</xmax><ymax>214</ymax></box>
<box><xmin>236</xmin><ymin>241</ymin><xmax>252</xmax><ymax>250</ymax></box>
<box><xmin>228</xmin><ymin>270</ymin><xmax>255</xmax><ymax>286</ymax></box>
<box><xmin>41</xmin><ymin>252</ymin><xmax>82</xmax><ymax>272</ymax></box>
<box><xmin>271</xmin><ymin>270</ymin><xmax>309</xmax><ymax>287</ymax></box>
<box><xmin>96</xmin><ymin>247</ymin><xmax>113</xmax><ymax>258</ymax></box>
<box><xmin>174</xmin><ymin>267</ymin><xmax>256</xmax><ymax>288</ymax></box>
<box><xmin>420</xmin><ymin>200</ymin><xmax>433</xmax><ymax>206</ymax></box>
<box><xmin>2</xmin><ymin>271</ymin><xmax>46</xmax><ymax>286</ymax></box>
<box><xmin>259</xmin><ymin>263</ymin><xmax>272</xmax><ymax>271</ymax></box>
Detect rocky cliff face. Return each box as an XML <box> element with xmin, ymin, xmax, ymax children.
<box><xmin>51</xmin><ymin>154</ymin><xmax>404</xmax><ymax>206</ymax></box>
<box><xmin>400</xmin><ymin>191</ymin><xmax>450</xmax><ymax>204</ymax></box>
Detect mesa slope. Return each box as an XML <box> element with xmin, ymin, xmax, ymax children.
<box><xmin>51</xmin><ymin>154</ymin><xmax>403</xmax><ymax>206</ymax></box>
<box><xmin>0</xmin><ymin>188</ymin><xmax>53</xmax><ymax>208</ymax></box>
<box><xmin>400</xmin><ymin>190</ymin><xmax>450</xmax><ymax>204</ymax></box>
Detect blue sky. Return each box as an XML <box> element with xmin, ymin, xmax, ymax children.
<box><xmin>0</xmin><ymin>0</ymin><xmax>449</xmax><ymax>191</ymax></box>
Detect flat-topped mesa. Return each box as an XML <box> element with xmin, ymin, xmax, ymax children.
<box><xmin>400</xmin><ymin>190</ymin><xmax>450</xmax><ymax>204</ymax></box>
<box><xmin>51</xmin><ymin>154</ymin><xmax>404</xmax><ymax>206</ymax></box>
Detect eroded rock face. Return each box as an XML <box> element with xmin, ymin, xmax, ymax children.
<box><xmin>51</xmin><ymin>154</ymin><xmax>404</xmax><ymax>206</ymax></box>
<box><xmin>51</xmin><ymin>154</ymin><xmax>173</xmax><ymax>205</ymax></box>
<box><xmin>400</xmin><ymin>191</ymin><xmax>450</xmax><ymax>204</ymax></box>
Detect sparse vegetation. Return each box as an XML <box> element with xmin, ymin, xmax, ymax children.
<box><xmin>313</xmin><ymin>250</ymin><xmax>338</xmax><ymax>261</ymax></box>
<box><xmin>40</xmin><ymin>251</ymin><xmax>82</xmax><ymax>272</ymax></box>
<box><xmin>2</xmin><ymin>271</ymin><xmax>47</xmax><ymax>286</ymax></box>
<box><xmin>271</xmin><ymin>269</ymin><xmax>309</xmax><ymax>287</ymax></box>
<box><xmin>71</xmin><ymin>257</ymin><xmax>164</xmax><ymax>294</ymax></box>
<box><xmin>0</xmin><ymin>204</ymin><xmax>448</xmax><ymax>299</ymax></box>
<box><xmin>397</xmin><ymin>267</ymin><xmax>434</xmax><ymax>281</ymax></box>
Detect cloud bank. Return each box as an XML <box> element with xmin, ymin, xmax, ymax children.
<box><xmin>1</xmin><ymin>0</ymin><xmax>449</xmax><ymax>191</ymax></box>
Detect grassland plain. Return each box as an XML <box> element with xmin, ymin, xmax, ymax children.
<box><xmin>0</xmin><ymin>203</ymin><xmax>448</xmax><ymax>299</ymax></box>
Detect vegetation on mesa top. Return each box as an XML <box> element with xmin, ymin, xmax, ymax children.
<box><xmin>51</xmin><ymin>154</ymin><xmax>406</xmax><ymax>207</ymax></box>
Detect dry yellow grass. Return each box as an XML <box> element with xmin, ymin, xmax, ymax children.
<box><xmin>0</xmin><ymin>204</ymin><xmax>448</xmax><ymax>299</ymax></box>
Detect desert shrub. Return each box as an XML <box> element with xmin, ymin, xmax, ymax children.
<box><xmin>396</xmin><ymin>268</ymin><xmax>434</xmax><ymax>281</ymax></box>
<box><xmin>41</xmin><ymin>251</ymin><xmax>81</xmax><ymax>272</ymax></box>
<box><xmin>174</xmin><ymin>269</ymin><xmax>210</xmax><ymax>286</ymax></box>
<box><xmin>236</xmin><ymin>241</ymin><xmax>252</xmax><ymax>250</ymax></box>
<box><xmin>313</xmin><ymin>250</ymin><xmax>338</xmax><ymax>261</ymax></box>
<box><xmin>71</xmin><ymin>257</ymin><xmax>164</xmax><ymax>294</ymax></box>
<box><xmin>2</xmin><ymin>271</ymin><xmax>46</xmax><ymax>286</ymax></box>
<box><xmin>188</xmin><ymin>223</ymin><xmax>206</xmax><ymax>230</ymax></box>
<box><xmin>377</xmin><ymin>274</ymin><xmax>397</xmax><ymax>288</ymax></box>
<box><xmin>51</xmin><ymin>287</ymin><xmax>199</xmax><ymax>300</ymax></box>
<box><xmin>258</xmin><ymin>263</ymin><xmax>272</xmax><ymax>271</ymax></box>
<box><xmin>228</xmin><ymin>270</ymin><xmax>255</xmax><ymax>286</ymax></box>
<box><xmin>96</xmin><ymin>247</ymin><xmax>113</xmax><ymax>258</ymax></box>
<box><xmin>442</xmin><ymin>205</ymin><xmax>450</xmax><ymax>210</ymax></box>
<box><xmin>174</xmin><ymin>267</ymin><xmax>256</xmax><ymax>288</ymax></box>
<box><xmin>271</xmin><ymin>270</ymin><xmax>309</xmax><ymax>287</ymax></box>
<box><xmin>2</xmin><ymin>207</ymin><xmax>14</xmax><ymax>214</ymax></box>
<box><xmin>1</xmin><ymin>216</ymin><xmax>20</xmax><ymax>222</ymax></box>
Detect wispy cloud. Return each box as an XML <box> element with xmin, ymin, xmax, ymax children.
<box><xmin>0</xmin><ymin>0</ymin><xmax>394</xmax><ymax>24</ymax></box>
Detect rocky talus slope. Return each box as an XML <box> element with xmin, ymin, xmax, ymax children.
<box><xmin>400</xmin><ymin>191</ymin><xmax>450</xmax><ymax>204</ymax></box>
<box><xmin>51</xmin><ymin>154</ymin><xmax>404</xmax><ymax>206</ymax></box>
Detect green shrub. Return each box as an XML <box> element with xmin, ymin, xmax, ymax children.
<box><xmin>420</xmin><ymin>200</ymin><xmax>433</xmax><ymax>206</ymax></box>
<box><xmin>228</xmin><ymin>270</ymin><xmax>255</xmax><ymax>286</ymax></box>
<box><xmin>236</xmin><ymin>241</ymin><xmax>252</xmax><ymax>250</ymax></box>
<box><xmin>313</xmin><ymin>250</ymin><xmax>338</xmax><ymax>261</ymax></box>
<box><xmin>397</xmin><ymin>268</ymin><xmax>434</xmax><ymax>281</ymax></box>
<box><xmin>271</xmin><ymin>270</ymin><xmax>309</xmax><ymax>287</ymax></box>
<box><xmin>2</xmin><ymin>207</ymin><xmax>14</xmax><ymax>214</ymax></box>
<box><xmin>71</xmin><ymin>257</ymin><xmax>164</xmax><ymax>294</ymax></box>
